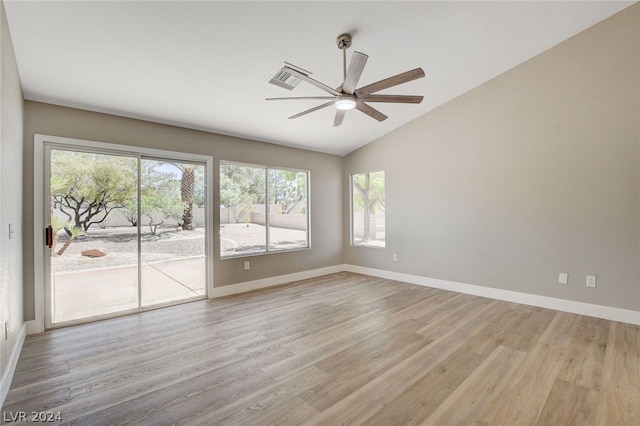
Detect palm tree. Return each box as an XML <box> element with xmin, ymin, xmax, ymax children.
<box><xmin>171</xmin><ymin>163</ymin><xmax>196</xmax><ymax>230</ymax></box>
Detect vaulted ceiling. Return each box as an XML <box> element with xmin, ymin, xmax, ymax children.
<box><xmin>4</xmin><ymin>1</ymin><xmax>634</xmax><ymax>155</ymax></box>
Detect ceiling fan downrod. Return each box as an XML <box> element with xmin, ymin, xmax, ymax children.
<box><xmin>336</xmin><ymin>33</ymin><xmax>352</xmax><ymax>81</ymax></box>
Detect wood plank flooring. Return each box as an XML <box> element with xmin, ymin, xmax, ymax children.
<box><xmin>3</xmin><ymin>272</ymin><xmax>639</xmax><ymax>425</ymax></box>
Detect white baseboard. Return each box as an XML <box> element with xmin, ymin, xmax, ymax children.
<box><xmin>345</xmin><ymin>265</ymin><xmax>640</xmax><ymax>325</ymax></box>
<box><xmin>211</xmin><ymin>264</ymin><xmax>639</xmax><ymax>325</ymax></box>
<box><xmin>1</xmin><ymin>322</ymin><xmax>26</xmax><ymax>408</ymax></box>
<box><xmin>26</xmin><ymin>319</ymin><xmax>43</xmax><ymax>335</ymax></box>
<box><xmin>210</xmin><ymin>265</ymin><xmax>346</xmax><ymax>298</ymax></box>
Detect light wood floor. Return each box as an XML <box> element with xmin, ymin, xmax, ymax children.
<box><xmin>3</xmin><ymin>272</ymin><xmax>639</xmax><ymax>425</ymax></box>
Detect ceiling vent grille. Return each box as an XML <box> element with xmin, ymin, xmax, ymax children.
<box><xmin>268</xmin><ymin>62</ymin><xmax>311</xmax><ymax>90</ymax></box>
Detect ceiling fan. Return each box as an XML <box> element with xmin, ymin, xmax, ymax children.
<box><xmin>266</xmin><ymin>33</ymin><xmax>425</xmax><ymax>127</ymax></box>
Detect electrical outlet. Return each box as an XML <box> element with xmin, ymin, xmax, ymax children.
<box><xmin>559</xmin><ymin>273</ymin><xmax>568</xmax><ymax>285</ymax></box>
<box><xmin>586</xmin><ymin>275</ymin><xmax>597</xmax><ymax>288</ymax></box>
<box><xmin>392</xmin><ymin>254</ymin><xmax>398</xmax><ymax>262</ymax></box>
<box><xmin>244</xmin><ymin>261</ymin><xmax>250</xmax><ymax>271</ymax></box>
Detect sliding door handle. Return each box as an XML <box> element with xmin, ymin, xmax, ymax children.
<box><xmin>45</xmin><ymin>225</ymin><xmax>53</xmax><ymax>248</ymax></box>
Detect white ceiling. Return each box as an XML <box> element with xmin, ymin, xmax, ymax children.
<box><xmin>4</xmin><ymin>1</ymin><xmax>634</xmax><ymax>156</ymax></box>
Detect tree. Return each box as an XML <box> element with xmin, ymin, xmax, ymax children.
<box><xmin>120</xmin><ymin>201</ymin><xmax>139</xmax><ymax>227</ymax></box>
<box><xmin>168</xmin><ymin>163</ymin><xmax>202</xmax><ymax>230</ymax></box>
<box><xmin>269</xmin><ymin>169</ymin><xmax>307</xmax><ymax>214</ymax></box>
<box><xmin>140</xmin><ymin>166</ymin><xmax>185</xmax><ymax>235</ymax></box>
<box><xmin>51</xmin><ymin>151</ymin><xmax>137</xmax><ymax>231</ymax></box>
<box><xmin>121</xmin><ymin>162</ymin><xmax>186</xmax><ymax>235</ymax></box>
<box><xmin>56</xmin><ymin>226</ymin><xmax>85</xmax><ymax>255</ymax></box>
<box><xmin>220</xmin><ymin>164</ymin><xmax>265</xmax><ymax>223</ymax></box>
<box><xmin>140</xmin><ymin>191</ymin><xmax>184</xmax><ymax>235</ymax></box>
<box><xmin>353</xmin><ymin>172</ymin><xmax>385</xmax><ymax>242</ymax></box>
<box><xmin>49</xmin><ymin>215</ymin><xmax>69</xmax><ymax>253</ymax></box>
<box><xmin>49</xmin><ymin>176</ymin><xmax>70</xmax><ymax>252</ymax></box>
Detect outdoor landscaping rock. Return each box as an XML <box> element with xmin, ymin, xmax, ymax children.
<box><xmin>81</xmin><ymin>249</ymin><xmax>108</xmax><ymax>258</ymax></box>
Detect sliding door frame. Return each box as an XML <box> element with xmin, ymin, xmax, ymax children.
<box><xmin>33</xmin><ymin>134</ymin><xmax>214</xmax><ymax>332</ymax></box>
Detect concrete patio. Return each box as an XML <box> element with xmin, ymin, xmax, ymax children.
<box><xmin>52</xmin><ymin>257</ymin><xmax>206</xmax><ymax>324</ymax></box>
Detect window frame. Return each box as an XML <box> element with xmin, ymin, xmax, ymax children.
<box><xmin>350</xmin><ymin>170</ymin><xmax>386</xmax><ymax>248</ymax></box>
<box><xmin>219</xmin><ymin>160</ymin><xmax>310</xmax><ymax>259</ymax></box>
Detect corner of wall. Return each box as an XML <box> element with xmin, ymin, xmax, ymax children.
<box><xmin>0</xmin><ymin>0</ymin><xmax>26</xmax><ymax>408</ymax></box>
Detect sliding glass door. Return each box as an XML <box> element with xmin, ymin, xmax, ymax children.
<box><xmin>45</xmin><ymin>145</ymin><xmax>208</xmax><ymax>327</ymax></box>
<box><xmin>140</xmin><ymin>159</ymin><xmax>206</xmax><ymax>307</ymax></box>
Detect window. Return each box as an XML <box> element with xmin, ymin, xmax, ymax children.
<box><xmin>351</xmin><ymin>171</ymin><xmax>385</xmax><ymax>247</ymax></box>
<box><xmin>220</xmin><ymin>162</ymin><xmax>309</xmax><ymax>257</ymax></box>
<box><xmin>268</xmin><ymin>168</ymin><xmax>309</xmax><ymax>251</ymax></box>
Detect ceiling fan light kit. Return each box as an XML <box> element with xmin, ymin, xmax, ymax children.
<box><xmin>335</xmin><ymin>97</ymin><xmax>357</xmax><ymax>110</ymax></box>
<box><xmin>266</xmin><ymin>33</ymin><xmax>425</xmax><ymax>127</ymax></box>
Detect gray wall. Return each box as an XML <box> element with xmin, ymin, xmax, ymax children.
<box><xmin>13</xmin><ymin>2</ymin><xmax>640</xmax><ymax>326</ymax></box>
<box><xmin>0</xmin><ymin>0</ymin><xmax>24</xmax><ymax>387</ymax></box>
<box><xmin>344</xmin><ymin>4</ymin><xmax>640</xmax><ymax>312</ymax></box>
<box><xmin>23</xmin><ymin>102</ymin><xmax>344</xmax><ymax>320</ymax></box>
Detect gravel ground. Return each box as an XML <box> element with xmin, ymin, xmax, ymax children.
<box><xmin>52</xmin><ymin>226</ymin><xmax>205</xmax><ymax>272</ymax></box>
<box><xmin>220</xmin><ymin>223</ymin><xmax>307</xmax><ymax>255</ymax></box>
<box><xmin>52</xmin><ymin>223</ymin><xmax>306</xmax><ymax>272</ymax></box>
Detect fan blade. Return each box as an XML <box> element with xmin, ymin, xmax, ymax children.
<box><xmin>288</xmin><ymin>101</ymin><xmax>334</xmax><ymax>119</ymax></box>
<box><xmin>355</xmin><ymin>68</ymin><xmax>425</xmax><ymax>97</ymax></box>
<box><xmin>333</xmin><ymin>109</ymin><xmax>346</xmax><ymax>127</ymax></box>
<box><xmin>342</xmin><ymin>51</ymin><xmax>368</xmax><ymax>95</ymax></box>
<box><xmin>266</xmin><ymin>96</ymin><xmax>336</xmax><ymax>101</ymax></box>
<box><xmin>283</xmin><ymin>66</ymin><xmax>342</xmax><ymax>96</ymax></box>
<box><xmin>359</xmin><ymin>94</ymin><xmax>423</xmax><ymax>104</ymax></box>
<box><xmin>356</xmin><ymin>102</ymin><xmax>388</xmax><ymax>122</ymax></box>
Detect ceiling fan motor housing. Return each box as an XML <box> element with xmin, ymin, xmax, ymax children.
<box><xmin>337</xmin><ymin>33</ymin><xmax>352</xmax><ymax>50</ymax></box>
